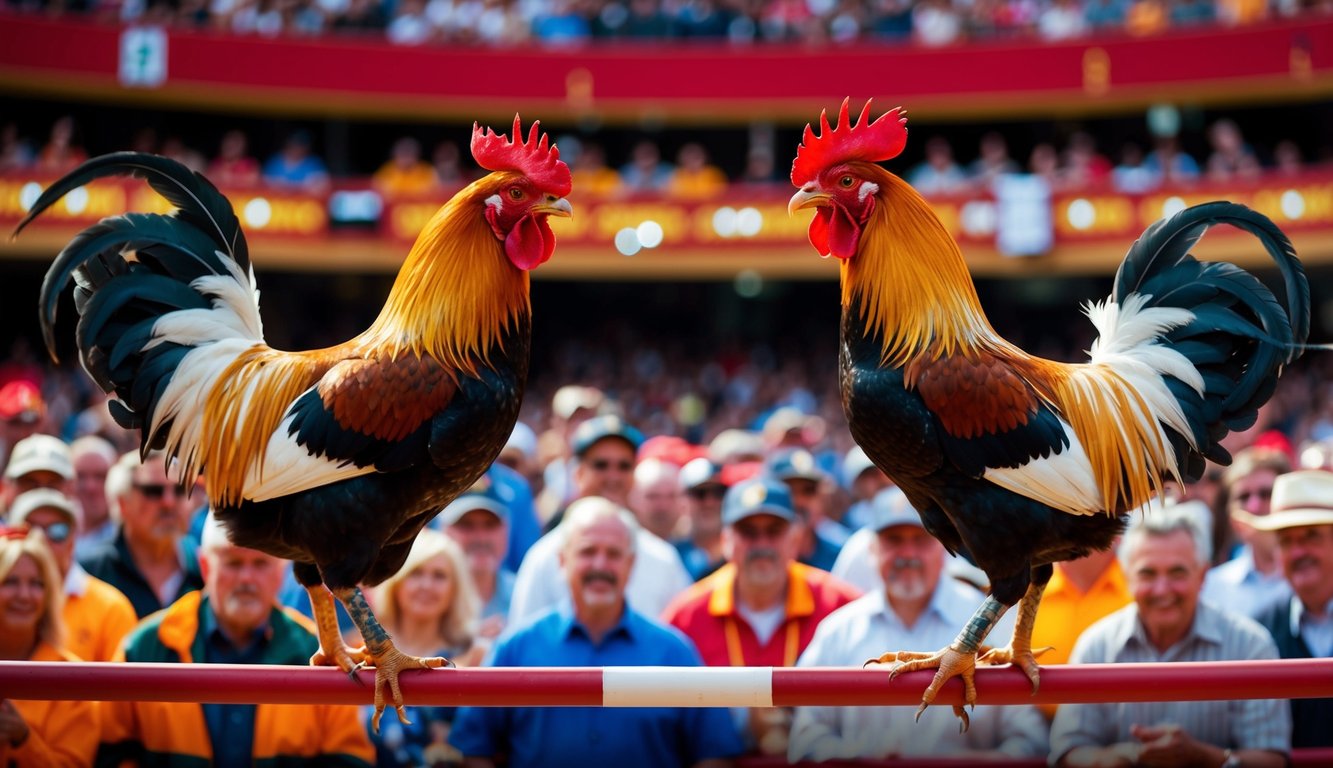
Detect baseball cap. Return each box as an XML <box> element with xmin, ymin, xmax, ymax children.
<box><xmin>437</xmin><ymin>474</ymin><xmax>510</xmax><ymax>527</ymax></box>
<box><xmin>762</xmin><ymin>406</ymin><xmax>825</xmax><ymax>447</ymax></box>
<box><xmin>7</xmin><ymin>487</ymin><xmax>78</xmax><ymax>528</ymax></box>
<box><xmin>5</xmin><ymin>434</ymin><xmax>74</xmax><ymax>481</ymax></box>
<box><xmin>552</xmin><ymin>385</ymin><xmax>604</xmax><ymax>420</ymax></box>
<box><xmin>841</xmin><ymin>445</ymin><xmax>878</xmax><ymax>488</ymax></box>
<box><xmin>722</xmin><ymin>476</ymin><xmax>797</xmax><ymax>526</ymax></box>
<box><xmin>765</xmin><ymin>448</ymin><xmax>824</xmax><ymax>483</ymax></box>
<box><xmin>571</xmin><ymin>415</ymin><xmax>643</xmax><ymax>458</ymax></box>
<box><xmin>501</xmin><ymin>421</ymin><xmax>537</xmax><ymax>462</ymax></box>
<box><xmin>0</xmin><ymin>381</ymin><xmax>44</xmax><ymax>424</ymax></box>
<box><xmin>708</xmin><ymin>429</ymin><xmax>765</xmax><ymax>465</ymax></box>
<box><xmin>863</xmin><ymin>487</ymin><xmax>924</xmax><ymax>532</ymax></box>
<box><xmin>679</xmin><ymin>457</ymin><xmax>724</xmax><ymax>492</ymax></box>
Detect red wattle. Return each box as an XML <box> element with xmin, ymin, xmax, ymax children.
<box><xmin>807</xmin><ymin>204</ymin><xmax>861</xmax><ymax>260</ymax></box>
<box><xmin>505</xmin><ymin>213</ymin><xmax>556</xmax><ymax>271</ymax></box>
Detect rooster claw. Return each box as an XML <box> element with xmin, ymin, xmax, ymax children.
<box><xmin>364</xmin><ymin>646</ymin><xmax>452</xmax><ymax>733</ymax></box>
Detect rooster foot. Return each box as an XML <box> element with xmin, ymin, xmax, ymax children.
<box><xmin>310</xmin><ymin>644</ymin><xmax>369</xmax><ymax>680</ymax></box>
<box><xmin>865</xmin><ymin>647</ymin><xmax>977</xmax><ymax>732</ymax></box>
<box><xmin>357</xmin><ymin>644</ymin><xmax>453</xmax><ymax>732</ymax></box>
<box><xmin>977</xmin><ymin>645</ymin><xmax>1051</xmax><ymax>693</ymax></box>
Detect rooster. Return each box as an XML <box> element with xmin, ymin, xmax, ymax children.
<box><xmin>16</xmin><ymin>116</ymin><xmax>572</xmax><ymax>728</ymax></box>
<box><xmin>787</xmin><ymin>99</ymin><xmax>1309</xmax><ymax>727</ymax></box>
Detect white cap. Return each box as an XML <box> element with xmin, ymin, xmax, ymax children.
<box><xmin>5</xmin><ymin>434</ymin><xmax>73</xmax><ymax>481</ymax></box>
<box><xmin>7</xmin><ymin>487</ymin><xmax>78</xmax><ymax>527</ymax></box>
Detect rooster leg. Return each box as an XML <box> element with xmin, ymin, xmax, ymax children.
<box><xmin>305</xmin><ymin>585</ymin><xmax>368</xmax><ymax>675</ymax></box>
<box><xmin>867</xmin><ymin>594</ymin><xmax>1009</xmax><ymax>733</ymax></box>
<box><xmin>332</xmin><ymin>585</ymin><xmax>453</xmax><ymax>732</ymax></box>
<box><xmin>977</xmin><ymin>564</ymin><xmax>1054</xmax><ymax>692</ymax></box>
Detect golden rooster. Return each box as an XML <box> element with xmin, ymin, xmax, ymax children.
<box><xmin>17</xmin><ymin>116</ymin><xmax>572</xmax><ymax>727</ymax></box>
<box><xmin>788</xmin><ymin>99</ymin><xmax>1309</xmax><ymax>727</ymax></box>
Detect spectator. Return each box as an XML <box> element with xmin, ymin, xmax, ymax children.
<box><xmin>1201</xmin><ymin>446</ymin><xmax>1293</xmax><ymax>619</ymax></box>
<box><xmin>667</xmin><ymin>142</ymin><xmax>728</xmax><ymax>200</ymax></box>
<box><xmin>1062</xmin><ymin>131</ymin><xmax>1112</xmax><ymax>188</ymax></box>
<box><xmin>0</xmin><ymin>122</ymin><xmax>34</xmax><ymax>172</ymax></box>
<box><xmin>1125</xmin><ymin>0</ymin><xmax>1169</xmax><ymax>34</ymax></box>
<box><xmin>1272</xmin><ymin>139</ymin><xmax>1305</xmax><ymax>177</ymax></box>
<box><xmin>1111</xmin><ymin>141</ymin><xmax>1158</xmax><ymax>193</ymax></box>
<box><xmin>737</xmin><ymin>147</ymin><xmax>778</xmax><ymax>187</ymax></box>
<box><xmin>160</xmin><ymin>135</ymin><xmax>207</xmax><ymax>173</ymax></box>
<box><xmin>69</xmin><ymin>435</ymin><xmax>119</xmax><ymax>560</ymax></box>
<box><xmin>3</xmin><ymin>434</ymin><xmax>73</xmax><ymax>514</ymax></box>
<box><xmin>431</xmin><ymin>139</ymin><xmax>472</xmax><ymax>188</ymax></box>
<box><xmin>629</xmin><ymin>457</ymin><xmax>685</xmax><ymax>541</ymax></box>
<box><xmin>34</xmin><ymin>116</ymin><xmax>87</xmax><ymax>176</ymax></box>
<box><xmin>675</xmin><ymin>457</ymin><xmax>729</xmax><ymax>581</ymax></box>
<box><xmin>536</xmin><ymin>384</ymin><xmax>607</xmax><ymax>518</ymax></box>
<box><xmin>437</xmin><ymin>476</ymin><xmax>515</xmax><ymax>642</ymax></box>
<box><xmin>765</xmin><ymin>448</ymin><xmax>844</xmax><ymax>570</ymax></box>
<box><xmin>510</xmin><ymin>416</ymin><xmax>692</xmax><ymax>625</ymax></box>
<box><xmin>100</xmin><ymin>513</ymin><xmax>375</xmax><ymax>765</ymax></box>
<box><xmin>387</xmin><ymin>0</ymin><xmax>434</xmax><ymax>45</ymax></box>
<box><xmin>1143</xmin><ymin>133</ymin><xmax>1200</xmax><ymax>185</ymax></box>
<box><xmin>8</xmin><ymin>488</ymin><xmax>136</xmax><ymax>663</ymax></box>
<box><xmin>79</xmin><ymin>451</ymin><xmax>204</xmax><ymax>619</ymax></box>
<box><xmin>912</xmin><ymin>0</ymin><xmax>962</xmax><ymax>45</ymax></box>
<box><xmin>568</xmin><ymin>141</ymin><xmax>624</xmax><ymax>197</ymax></box>
<box><xmin>790</xmin><ymin>487</ymin><xmax>1048</xmax><ymax>760</ymax></box>
<box><xmin>620</xmin><ymin>140</ymin><xmax>673</xmax><ymax>194</ymax></box>
<box><xmin>839</xmin><ymin>445</ymin><xmax>889</xmax><ymax>531</ymax></box>
<box><xmin>968</xmin><ymin>130</ymin><xmax>1021</xmax><ymax>190</ymax></box>
<box><xmin>449</xmin><ymin>497</ymin><xmax>744</xmax><ymax>768</ymax></box>
<box><xmin>1083</xmin><ymin>0</ymin><xmax>1128</xmax><ymax>29</ymax></box>
<box><xmin>262</xmin><ymin>130</ymin><xmax>330</xmax><ymax>192</ymax></box>
<box><xmin>0</xmin><ymin>382</ymin><xmax>48</xmax><ymax>471</ymax></box>
<box><xmin>367</xmin><ymin>528</ymin><xmax>479</xmax><ymax>767</ymax></box>
<box><xmin>0</xmin><ymin>529</ymin><xmax>100</xmax><ymax>767</ymax></box>
<box><xmin>1037</xmin><ymin>0</ymin><xmax>1087</xmax><ymax>39</ymax></box>
<box><xmin>1206</xmin><ymin>118</ymin><xmax>1262</xmax><ymax>182</ymax></box>
<box><xmin>1253</xmin><ymin>470</ymin><xmax>1333</xmax><ymax>748</ymax></box>
<box><xmin>208</xmin><ymin>128</ymin><xmax>261</xmax><ymax>187</ymax></box>
<box><xmin>531</xmin><ymin>0</ymin><xmax>592</xmax><ymax>44</ymax></box>
<box><xmin>331</xmin><ymin>0</ymin><xmax>389</xmax><ymax>31</ymax></box>
<box><xmin>663</xmin><ymin>476</ymin><xmax>860</xmax><ymax>756</ymax></box>
<box><xmin>373</xmin><ymin>136</ymin><xmax>440</xmax><ymax>197</ymax></box>
<box><xmin>1050</xmin><ymin>509</ymin><xmax>1289</xmax><ymax>768</ymax></box>
<box><xmin>907</xmin><ymin>136</ymin><xmax>970</xmax><ymax>197</ymax></box>
<box><xmin>497</xmin><ymin>421</ymin><xmax>541</xmax><ymax>493</ymax></box>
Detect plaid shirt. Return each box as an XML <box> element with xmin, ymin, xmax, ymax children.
<box><xmin>1049</xmin><ymin>600</ymin><xmax>1291</xmax><ymax>765</ymax></box>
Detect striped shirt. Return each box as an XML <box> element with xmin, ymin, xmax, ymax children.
<box><xmin>1049</xmin><ymin>600</ymin><xmax>1290</xmax><ymax>765</ymax></box>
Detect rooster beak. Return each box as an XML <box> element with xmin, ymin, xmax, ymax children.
<box><xmin>534</xmin><ymin>197</ymin><xmax>573</xmax><ymax>218</ymax></box>
<box><xmin>788</xmin><ymin>186</ymin><xmax>831</xmax><ymax>217</ymax></box>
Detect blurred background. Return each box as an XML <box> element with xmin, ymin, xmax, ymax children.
<box><xmin>1</xmin><ymin>3</ymin><xmax>1331</xmax><ymax>457</ymax></box>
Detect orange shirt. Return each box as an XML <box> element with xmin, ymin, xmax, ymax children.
<box><xmin>1030</xmin><ymin>559</ymin><xmax>1132</xmax><ymax>716</ymax></box>
<box><xmin>0</xmin><ymin>643</ymin><xmax>99</xmax><ymax>768</ymax></box>
<box><xmin>63</xmin><ymin>571</ymin><xmax>138</xmax><ymax>662</ymax></box>
<box><xmin>662</xmin><ymin>562</ymin><xmax>860</xmax><ymax>668</ymax></box>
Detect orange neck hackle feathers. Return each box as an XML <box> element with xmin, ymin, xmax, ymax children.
<box><xmin>471</xmin><ymin>115</ymin><xmax>571</xmax><ymax>198</ymax></box>
<box><xmin>791</xmin><ymin>98</ymin><xmax>908</xmax><ymax>187</ymax></box>
<box><xmin>845</xmin><ymin>166</ymin><xmax>999</xmax><ymax>367</ymax></box>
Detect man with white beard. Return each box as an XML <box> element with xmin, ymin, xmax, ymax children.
<box><xmin>788</xmin><ymin>487</ymin><xmax>1049</xmax><ymax>761</ymax></box>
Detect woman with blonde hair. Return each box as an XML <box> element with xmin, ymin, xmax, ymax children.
<box><xmin>367</xmin><ymin>528</ymin><xmax>482</xmax><ymax>767</ymax></box>
<box><xmin>0</xmin><ymin>528</ymin><xmax>99</xmax><ymax>766</ymax></box>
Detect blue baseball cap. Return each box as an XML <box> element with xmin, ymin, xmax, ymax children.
<box><xmin>437</xmin><ymin>474</ymin><xmax>509</xmax><ymax>527</ymax></box>
<box><xmin>571</xmin><ymin>415</ymin><xmax>644</xmax><ymax>458</ymax></box>
<box><xmin>723</xmin><ymin>476</ymin><xmax>797</xmax><ymax>526</ymax></box>
<box><xmin>765</xmin><ymin>448</ymin><xmax>824</xmax><ymax>483</ymax></box>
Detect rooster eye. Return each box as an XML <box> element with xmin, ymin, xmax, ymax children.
<box><xmin>508</xmin><ymin>187</ymin><xmax>524</xmax><ymax>200</ymax></box>
<box><xmin>839</xmin><ymin>176</ymin><xmax>855</xmax><ymax>188</ymax></box>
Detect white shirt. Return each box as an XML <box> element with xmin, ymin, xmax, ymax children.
<box><xmin>789</xmin><ymin>580</ymin><xmax>1047</xmax><ymax>762</ymax></box>
<box><xmin>508</xmin><ymin>527</ymin><xmax>692</xmax><ymax>626</ymax></box>
<box><xmin>1202</xmin><ymin>545</ymin><xmax>1291</xmax><ymax>619</ymax></box>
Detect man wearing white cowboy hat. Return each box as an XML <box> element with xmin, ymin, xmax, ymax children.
<box><xmin>1253</xmin><ymin>469</ymin><xmax>1333</xmax><ymax>748</ymax></box>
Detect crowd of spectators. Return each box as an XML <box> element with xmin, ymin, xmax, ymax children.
<box><xmin>7</xmin><ymin>0</ymin><xmax>1329</xmax><ymax>47</ymax></box>
<box><xmin>1</xmin><ymin>303</ymin><xmax>1331</xmax><ymax>764</ymax></box>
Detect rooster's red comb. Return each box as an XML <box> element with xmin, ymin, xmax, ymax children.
<box><xmin>471</xmin><ymin>115</ymin><xmax>572</xmax><ymax>197</ymax></box>
<box><xmin>791</xmin><ymin>98</ymin><xmax>908</xmax><ymax>187</ymax></box>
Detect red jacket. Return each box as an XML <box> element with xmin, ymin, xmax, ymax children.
<box><xmin>662</xmin><ymin>562</ymin><xmax>860</xmax><ymax>667</ymax></box>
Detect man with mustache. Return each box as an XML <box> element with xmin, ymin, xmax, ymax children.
<box><xmin>449</xmin><ymin>496</ymin><xmax>743</xmax><ymax>768</ymax></box>
<box><xmin>1051</xmin><ymin>506</ymin><xmax>1288</xmax><ymax>768</ymax></box>
<box><xmin>99</xmin><ymin>512</ymin><xmax>374</xmax><ymax>766</ymax></box>
<box><xmin>663</xmin><ymin>476</ymin><xmax>860</xmax><ymax>756</ymax></box>
<box><xmin>788</xmin><ymin>487</ymin><xmax>1049</xmax><ymax>761</ymax></box>
<box><xmin>1254</xmin><ymin>469</ymin><xmax>1333</xmax><ymax>748</ymax></box>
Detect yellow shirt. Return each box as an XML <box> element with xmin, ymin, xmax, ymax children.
<box><xmin>0</xmin><ymin>643</ymin><xmax>100</xmax><ymax>768</ymax></box>
<box><xmin>1030</xmin><ymin>559</ymin><xmax>1132</xmax><ymax>716</ymax></box>
<box><xmin>63</xmin><ymin>571</ymin><xmax>138</xmax><ymax>662</ymax></box>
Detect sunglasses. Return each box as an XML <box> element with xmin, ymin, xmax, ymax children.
<box><xmin>588</xmin><ymin>459</ymin><xmax>633</xmax><ymax>472</ymax></box>
<box><xmin>29</xmin><ymin>521</ymin><xmax>72</xmax><ymax>544</ymax></box>
<box><xmin>688</xmin><ymin>486</ymin><xmax>726</xmax><ymax>501</ymax></box>
<box><xmin>133</xmin><ymin>483</ymin><xmax>172</xmax><ymax>499</ymax></box>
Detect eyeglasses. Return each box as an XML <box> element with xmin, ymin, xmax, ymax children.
<box><xmin>687</xmin><ymin>486</ymin><xmax>726</xmax><ymax>501</ymax></box>
<box><xmin>28</xmin><ymin>521</ymin><xmax>72</xmax><ymax>544</ymax></box>
<box><xmin>1233</xmin><ymin>488</ymin><xmax>1273</xmax><ymax>503</ymax></box>
<box><xmin>133</xmin><ymin>483</ymin><xmax>172</xmax><ymax>499</ymax></box>
<box><xmin>588</xmin><ymin>459</ymin><xmax>633</xmax><ymax>472</ymax></box>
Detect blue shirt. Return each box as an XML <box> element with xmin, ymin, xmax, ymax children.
<box><xmin>449</xmin><ymin>602</ymin><xmax>743</xmax><ymax>768</ymax></box>
<box><xmin>200</xmin><ymin>607</ymin><xmax>269</xmax><ymax>768</ymax></box>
